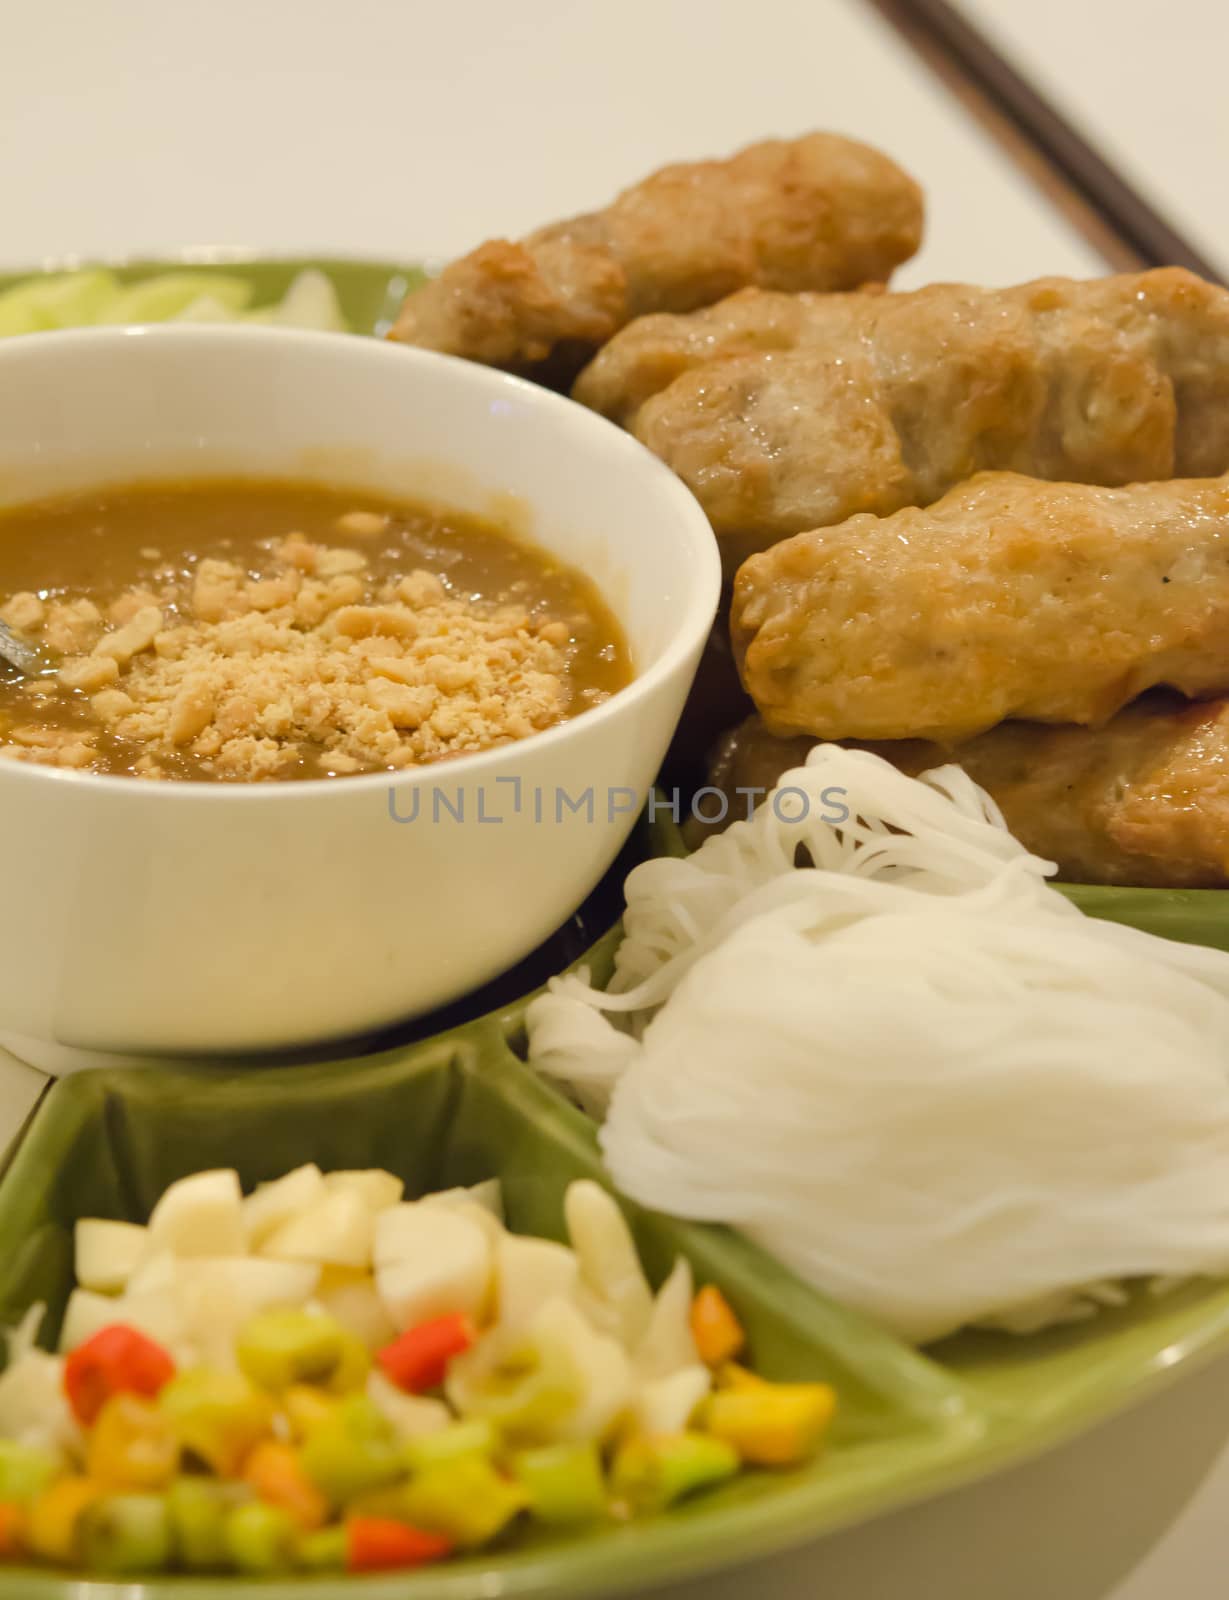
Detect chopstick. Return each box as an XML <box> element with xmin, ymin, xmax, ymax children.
<box><xmin>866</xmin><ymin>0</ymin><xmax>1225</xmax><ymax>281</ymax></box>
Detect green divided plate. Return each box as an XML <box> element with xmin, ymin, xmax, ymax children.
<box><xmin>0</xmin><ymin>1028</ymin><xmax>966</xmax><ymax>1600</ymax></box>
<box><xmin>2</xmin><ymin>253</ymin><xmax>1229</xmax><ymax>1593</ymax></box>
<box><xmin>2</xmin><ymin>1007</ymin><xmax>1229</xmax><ymax>1599</ymax></box>
<box><xmin>1057</xmin><ymin>883</ymin><xmax>1229</xmax><ymax>950</ymax></box>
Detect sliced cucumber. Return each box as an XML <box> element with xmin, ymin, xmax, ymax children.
<box><xmin>0</xmin><ymin>265</ymin><xmax>351</xmax><ymax>337</ymax></box>
<box><xmin>0</xmin><ymin>269</ymin><xmax>121</xmax><ymax>335</ymax></box>
<box><xmin>97</xmin><ymin>272</ymin><xmax>254</xmax><ymax>324</ymax></box>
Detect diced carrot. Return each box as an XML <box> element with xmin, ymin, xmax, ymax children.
<box><xmin>376</xmin><ymin>1315</ymin><xmax>474</xmax><ymax>1394</ymax></box>
<box><xmin>244</xmin><ymin>1440</ymin><xmax>328</xmax><ymax>1532</ymax></box>
<box><xmin>690</xmin><ymin>1287</ymin><xmax>746</xmax><ymax>1368</ymax></box>
<box><xmin>345</xmin><ymin>1516</ymin><xmax>452</xmax><ymax>1572</ymax></box>
<box><xmin>63</xmin><ymin>1325</ymin><xmax>176</xmax><ymax>1425</ymax></box>
<box><xmin>0</xmin><ymin>1503</ymin><xmax>24</xmax><ymax>1559</ymax></box>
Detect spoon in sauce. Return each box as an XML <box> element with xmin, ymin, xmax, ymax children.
<box><xmin>0</xmin><ymin>619</ymin><xmax>49</xmax><ymax>677</ymax></box>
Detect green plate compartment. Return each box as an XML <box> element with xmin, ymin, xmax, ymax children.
<box><xmin>2</xmin><ymin>1014</ymin><xmax>1229</xmax><ymax>1598</ymax></box>
<box><xmin>0</xmin><ymin>1027</ymin><xmax>973</xmax><ymax>1599</ymax></box>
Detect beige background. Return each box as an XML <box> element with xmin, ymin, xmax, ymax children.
<box><xmin>0</xmin><ymin>0</ymin><xmax>1100</xmax><ymax>280</ymax></box>
<box><xmin>966</xmin><ymin>0</ymin><xmax>1229</xmax><ymax>280</ymax></box>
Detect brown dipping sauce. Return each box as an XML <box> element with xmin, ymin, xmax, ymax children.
<box><xmin>0</xmin><ymin>480</ymin><xmax>632</xmax><ymax>782</ymax></box>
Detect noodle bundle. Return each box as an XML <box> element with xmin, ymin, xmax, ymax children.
<box><xmin>527</xmin><ymin>747</ymin><xmax>1229</xmax><ymax>1343</ymax></box>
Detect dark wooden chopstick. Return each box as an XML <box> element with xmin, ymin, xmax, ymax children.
<box><xmin>866</xmin><ymin>0</ymin><xmax>1225</xmax><ymax>281</ymax></box>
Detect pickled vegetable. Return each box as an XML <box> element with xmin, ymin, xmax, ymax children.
<box><xmin>158</xmin><ymin>1370</ymin><xmax>274</xmax><ymax>1476</ymax></box>
<box><xmin>399</xmin><ymin>1455</ymin><xmax>528</xmax><ymax>1548</ymax></box>
<box><xmin>74</xmin><ymin>1220</ymin><xmax>147</xmax><ymax>1295</ymax></box>
<box><xmin>704</xmin><ymin>1382</ymin><xmax>836</xmax><ymax>1466</ymax></box>
<box><xmin>0</xmin><ymin>1441</ymin><xmax>61</xmax><ymax>1503</ymax></box>
<box><xmin>514</xmin><ymin>1441</ymin><xmax>608</xmax><ymax>1525</ymax></box>
<box><xmin>690</xmin><ymin>1286</ymin><xmax>746</xmax><ymax>1368</ymax></box>
<box><xmin>0</xmin><ymin>1165</ymin><xmax>829</xmax><ymax>1576</ymax></box>
<box><xmin>87</xmin><ymin>1393</ymin><xmax>179</xmax><ymax>1489</ymax></box>
<box><xmin>366</xmin><ymin>1371</ymin><xmax>451</xmax><ymax>1440</ymax></box>
<box><xmin>347</xmin><ymin>1516</ymin><xmax>451</xmax><ymax>1572</ymax></box>
<box><xmin>326</xmin><ymin>1330</ymin><xmax>371</xmax><ymax>1395</ymax></box>
<box><xmin>377</xmin><ymin>1313</ymin><xmax>474</xmax><ymax>1393</ymax></box>
<box><xmin>80</xmin><ymin>1492</ymin><xmax>172</xmax><ymax>1575</ymax></box>
<box><xmin>236</xmin><ymin>1308</ymin><xmax>347</xmax><ymax>1391</ymax></box>
<box><xmin>611</xmin><ymin>1433</ymin><xmax>739</xmax><ymax>1513</ymax></box>
<box><xmin>166</xmin><ymin>1477</ymin><xmax>232</xmax><ymax>1571</ymax></box>
<box><xmin>299</xmin><ymin>1395</ymin><xmax>403</xmax><ymax>1506</ymax></box>
<box><xmin>223</xmin><ymin>1500</ymin><xmax>297</xmax><ymax>1574</ymax></box>
<box><xmin>244</xmin><ymin>1440</ymin><xmax>328</xmax><ymax>1531</ymax></box>
<box><xmin>64</xmin><ymin>1324</ymin><xmax>176</xmax><ymax>1425</ymax></box>
<box><xmin>0</xmin><ymin>1504</ymin><xmax>24</xmax><ymax>1559</ymax></box>
<box><xmin>26</xmin><ymin>1478</ymin><xmax>104</xmax><ymax>1566</ymax></box>
<box><xmin>401</xmin><ymin>1419</ymin><xmax>496</xmax><ymax>1473</ymax></box>
<box><xmin>297</xmin><ymin>1524</ymin><xmax>348</xmax><ymax>1570</ymax></box>
<box><xmin>445</xmin><ymin>1321</ymin><xmax>579</xmax><ymax>1442</ymax></box>
<box><xmin>283</xmin><ymin>1385</ymin><xmax>336</xmax><ymax>1442</ymax></box>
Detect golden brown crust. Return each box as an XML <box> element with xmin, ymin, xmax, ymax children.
<box><xmin>694</xmin><ymin>701</ymin><xmax>1229</xmax><ymax>889</ymax></box>
<box><xmin>575</xmin><ymin>269</ymin><xmax>1229</xmax><ymax>572</ymax></box>
<box><xmin>389</xmin><ymin>134</ymin><xmax>923</xmax><ymax>379</ymax></box>
<box><xmin>732</xmin><ymin>470</ymin><xmax>1229</xmax><ymax>744</ymax></box>
<box><xmin>389</xmin><ymin>240</ymin><xmax>628</xmax><ymax>374</ymax></box>
<box><xmin>575</xmin><ymin>285</ymin><xmax>822</xmax><ymax>423</ymax></box>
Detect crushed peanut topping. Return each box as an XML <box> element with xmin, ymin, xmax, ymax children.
<box><xmin>0</xmin><ymin>483</ymin><xmax>631</xmax><ymax>782</ymax></box>
<box><xmin>1</xmin><ymin>534</ymin><xmax>618</xmax><ymax>781</ymax></box>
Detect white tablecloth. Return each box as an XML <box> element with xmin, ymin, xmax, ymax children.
<box><xmin>0</xmin><ymin>2</ymin><xmax>1223</xmax><ymax>1594</ymax></box>
<box><xmin>0</xmin><ymin>0</ymin><xmax>1101</xmax><ymax>282</ymax></box>
<box><xmin>966</xmin><ymin>0</ymin><xmax>1229</xmax><ymax>280</ymax></box>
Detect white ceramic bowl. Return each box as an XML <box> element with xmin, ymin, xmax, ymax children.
<box><xmin>0</xmin><ymin>327</ymin><xmax>719</xmax><ymax>1064</ymax></box>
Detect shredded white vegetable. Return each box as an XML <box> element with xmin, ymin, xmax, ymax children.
<box><xmin>528</xmin><ymin>746</ymin><xmax>1229</xmax><ymax>1343</ymax></box>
